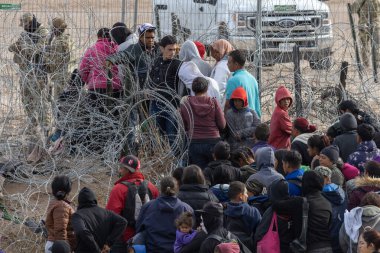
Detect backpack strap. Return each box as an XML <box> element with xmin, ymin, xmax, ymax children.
<box><xmin>207</xmin><ymin>234</ymin><xmax>224</xmax><ymax>242</ymax></box>
<box><xmin>287</xmin><ymin>178</ymin><xmax>302</xmax><ymax>188</ymax></box>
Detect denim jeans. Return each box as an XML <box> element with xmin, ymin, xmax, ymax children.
<box><xmin>188</xmin><ymin>141</ymin><xmax>218</xmax><ymax>170</ymax></box>
<box><xmin>149</xmin><ymin>101</ymin><xmax>178</xmax><ymax>147</ymax></box>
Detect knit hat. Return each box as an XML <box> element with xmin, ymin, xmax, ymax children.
<box><xmin>246</xmin><ymin>179</ymin><xmax>264</xmax><ymax>195</ymax></box>
<box><xmin>302</xmin><ymin>170</ymin><xmax>324</xmax><ymax>195</ymax></box>
<box><xmin>340</xmin><ymin>113</ymin><xmax>357</xmax><ymax>131</ymax></box>
<box><xmin>52</xmin><ymin>17</ymin><xmax>67</xmax><ymax>29</ymax></box>
<box><xmin>314</xmin><ymin>166</ymin><xmax>332</xmax><ymax>178</ymax></box>
<box><xmin>341</xmin><ymin>163</ymin><xmax>360</xmax><ymax>181</ymax></box>
<box><xmin>19</xmin><ymin>13</ymin><xmax>33</xmax><ymax>26</ymax></box>
<box><xmin>268</xmin><ymin>179</ymin><xmax>289</xmax><ymax>202</ymax></box>
<box><xmin>293</xmin><ymin>117</ymin><xmax>317</xmax><ymax>133</ymax></box>
<box><xmin>119</xmin><ymin>155</ymin><xmax>140</xmax><ymax>173</ymax></box>
<box><xmin>194</xmin><ymin>41</ymin><xmax>206</xmax><ymax>59</ymax></box>
<box><xmin>320</xmin><ymin>145</ymin><xmax>340</xmax><ymax>164</ymax></box>
<box><xmin>51</xmin><ymin>240</ymin><xmax>70</xmax><ymax>253</ymax></box>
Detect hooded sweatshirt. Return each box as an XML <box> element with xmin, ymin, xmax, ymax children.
<box><xmin>71</xmin><ymin>187</ymin><xmax>127</xmax><ymax>253</ymax></box>
<box><xmin>179</xmin><ymin>40</ymin><xmax>212</xmax><ymax>77</ymax></box>
<box><xmin>226</xmin><ymin>87</ymin><xmax>261</xmax><ymax>150</ymax></box>
<box><xmin>224</xmin><ymin>202</ymin><xmax>262</xmax><ymax>237</ymax></box>
<box><xmin>348</xmin><ymin>140</ymin><xmax>380</xmax><ymax>173</ymax></box>
<box><xmin>322</xmin><ymin>183</ymin><xmax>347</xmax><ymax>253</ymax></box>
<box><xmin>178</xmin><ymin>61</ymin><xmax>221</xmax><ymax>102</ymax></box>
<box><xmin>247</xmin><ymin>147</ymin><xmax>284</xmax><ymax>188</ymax></box>
<box><xmin>79</xmin><ymin>38</ymin><xmax>121</xmax><ymax>90</ymax></box>
<box><xmin>333</xmin><ymin>113</ymin><xmax>358</xmax><ymax>162</ymax></box>
<box><xmin>136</xmin><ymin>195</ymin><xmax>193</xmax><ymax>253</ymax></box>
<box><xmin>268</xmin><ymin>86</ymin><xmax>293</xmax><ymax>149</ymax></box>
<box><xmin>339</xmin><ymin>205</ymin><xmax>380</xmax><ymax>253</ymax></box>
<box><xmin>180</xmin><ymin>96</ymin><xmax>226</xmax><ymax>140</ymax></box>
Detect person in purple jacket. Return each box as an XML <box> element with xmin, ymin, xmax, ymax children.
<box><xmin>174</xmin><ymin>211</ymin><xmax>197</xmax><ymax>253</ymax></box>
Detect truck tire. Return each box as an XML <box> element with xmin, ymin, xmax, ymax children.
<box><xmin>309</xmin><ymin>56</ymin><xmax>332</xmax><ymax>70</ymax></box>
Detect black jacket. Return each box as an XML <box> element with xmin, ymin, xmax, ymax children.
<box><xmin>306</xmin><ymin>191</ymin><xmax>332</xmax><ymax>250</ymax></box>
<box><xmin>149</xmin><ymin>56</ymin><xmax>182</xmax><ymax>107</ymax></box>
<box><xmin>204</xmin><ymin>160</ymin><xmax>242</xmax><ymax>187</ymax></box>
<box><xmin>177</xmin><ymin>184</ymin><xmax>218</xmax><ymax>226</ymax></box>
<box><xmin>72</xmin><ymin>187</ymin><xmax>127</xmax><ymax>253</ymax></box>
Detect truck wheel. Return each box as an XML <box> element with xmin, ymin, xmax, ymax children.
<box><xmin>309</xmin><ymin>56</ymin><xmax>332</xmax><ymax>70</ymax></box>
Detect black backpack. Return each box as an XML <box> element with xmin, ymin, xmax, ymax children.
<box><xmin>224</xmin><ymin>215</ymin><xmax>254</xmax><ymax>251</ymax></box>
<box><xmin>120</xmin><ymin>180</ymin><xmax>152</xmax><ymax>228</ymax></box>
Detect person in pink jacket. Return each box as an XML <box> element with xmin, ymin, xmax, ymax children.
<box><xmin>268</xmin><ymin>85</ymin><xmax>293</xmax><ymax>149</ymax></box>
<box><xmin>79</xmin><ymin>28</ymin><xmax>121</xmax><ymax>101</ymax></box>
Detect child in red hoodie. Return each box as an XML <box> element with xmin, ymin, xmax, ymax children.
<box><xmin>268</xmin><ymin>86</ymin><xmax>293</xmax><ymax>149</ymax></box>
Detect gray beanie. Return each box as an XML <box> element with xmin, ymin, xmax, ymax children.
<box><xmin>340</xmin><ymin>112</ymin><xmax>357</xmax><ymax>131</ymax></box>
<box><xmin>314</xmin><ymin>166</ymin><xmax>332</xmax><ymax>178</ymax></box>
<box><xmin>320</xmin><ymin>145</ymin><xmax>340</xmax><ymax>164</ymax></box>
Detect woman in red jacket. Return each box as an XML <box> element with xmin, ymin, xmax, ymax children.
<box><xmin>268</xmin><ymin>85</ymin><xmax>293</xmax><ymax>149</ymax></box>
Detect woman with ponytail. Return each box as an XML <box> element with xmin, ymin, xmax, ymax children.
<box><xmin>136</xmin><ymin>177</ymin><xmax>194</xmax><ymax>252</ymax></box>
<box><xmin>358</xmin><ymin>228</ymin><xmax>380</xmax><ymax>253</ymax></box>
<box><xmin>45</xmin><ymin>175</ymin><xmax>75</xmax><ymax>253</ymax></box>
<box><xmin>291</xmin><ymin>117</ymin><xmax>318</xmax><ymax>167</ymax></box>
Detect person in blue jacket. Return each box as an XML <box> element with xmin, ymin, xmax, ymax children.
<box><xmin>282</xmin><ymin>150</ymin><xmax>304</xmax><ymax>196</ymax></box>
<box><xmin>136</xmin><ymin>177</ymin><xmax>193</xmax><ymax>253</ymax></box>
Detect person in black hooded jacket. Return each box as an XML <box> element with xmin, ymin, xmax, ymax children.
<box><xmin>332</xmin><ymin>112</ymin><xmax>358</xmax><ymax>162</ymax></box>
<box><xmin>198</xmin><ymin>202</ymin><xmax>240</xmax><ymax>253</ymax></box>
<box><xmin>254</xmin><ymin>179</ymin><xmax>303</xmax><ymax>253</ymax></box>
<box><xmin>302</xmin><ymin>171</ymin><xmax>333</xmax><ymax>253</ymax></box>
<box><xmin>177</xmin><ymin>165</ymin><xmax>218</xmax><ymax>227</ymax></box>
<box><xmin>71</xmin><ymin>187</ymin><xmax>127</xmax><ymax>253</ymax></box>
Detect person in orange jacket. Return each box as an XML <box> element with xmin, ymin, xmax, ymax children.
<box><xmin>268</xmin><ymin>86</ymin><xmax>293</xmax><ymax>149</ymax></box>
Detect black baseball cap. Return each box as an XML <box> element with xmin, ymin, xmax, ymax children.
<box><xmin>196</xmin><ymin>202</ymin><xmax>223</xmax><ymax>216</ymax></box>
<box><xmin>119</xmin><ymin>155</ymin><xmax>140</xmax><ymax>173</ymax></box>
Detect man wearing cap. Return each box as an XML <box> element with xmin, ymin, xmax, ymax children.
<box><xmin>106</xmin><ymin>23</ymin><xmax>159</xmax><ymax>92</ymax></box>
<box><xmin>106</xmin><ymin>155</ymin><xmax>159</xmax><ymax>252</ymax></box>
<box><xmin>197</xmin><ymin>201</ymin><xmax>240</xmax><ymax>253</ymax></box>
<box><xmin>9</xmin><ymin>13</ymin><xmax>49</xmax><ymax>129</ymax></box>
<box><xmin>43</xmin><ymin>17</ymin><xmax>74</xmax><ymax>102</ymax></box>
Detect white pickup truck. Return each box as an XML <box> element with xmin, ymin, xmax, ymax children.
<box><xmin>153</xmin><ymin>0</ymin><xmax>333</xmax><ymax>69</ymax></box>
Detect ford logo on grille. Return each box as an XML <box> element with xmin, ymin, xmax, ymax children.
<box><xmin>278</xmin><ymin>19</ymin><xmax>297</xmax><ymax>28</ymax></box>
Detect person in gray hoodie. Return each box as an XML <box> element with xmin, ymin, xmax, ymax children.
<box><xmin>179</xmin><ymin>40</ymin><xmax>212</xmax><ymax>77</ymax></box>
<box><xmin>339</xmin><ymin>192</ymin><xmax>380</xmax><ymax>253</ymax></box>
<box><xmin>333</xmin><ymin>113</ymin><xmax>359</xmax><ymax>162</ymax></box>
<box><xmin>247</xmin><ymin>147</ymin><xmax>284</xmax><ymax>188</ymax></box>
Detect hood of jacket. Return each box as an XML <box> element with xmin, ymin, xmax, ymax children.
<box><xmin>179</xmin><ymin>40</ymin><xmax>201</xmax><ymax>62</ymax></box>
<box><xmin>229</xmin><ymin>87</ymin><xmax>248</xmax><ymax>108</ymax></box>
<box><xmin>114</xmin><ymin>171</ymin><xmax>145</xmax><ymax>185</ymax></box>
<box><xmin>187</xmin><ymin>96</ymin><xmax>216</xmax><ymax>117</ymax></box>
<box><xmin>355</xmin><ymin>176</ymin><xmax>380</xmax><ymax>188</ymax></box>
<box><xmin>207</xmin><ymin>160</ymin><xmax>232</xmax><ymax>169</ymax></box>
<box><xmin>95</xmin><ymin>38</ymin><xmax>117</xmax><ymax>55</ymax></box>
<box><xmin>156</xmin><ymin>195</ymin><xmax>181</xmax><ymax>213</ymax></box>
<box><xmin>362</xmin><ymin>205</ymin><xmax>380</xmax><ymax>223</ymax></box>
<box><xmin>292</xmin><ymin>132</ymin><xmax>315</xmax><ymax>145</ymax></box>
<box><xmin>322</xmin><ymin>184</ymin><xmax>346</xmax><ymax>205</ymax></box>
<box><xmin>357</xmin><ymin>140</ymin><xmax>378</xmax><ymax>152</ymax></box>
<box><xmin>248</xmin><ymin>195</ymin><xmax>269</xmax><ymax>205</ymax></box>
<box><xmin>224</xmin><ymin>202</ymin><xmax>261</xmax><ymax>232</ymax></box>
<box><xmin>255</xmin><ymin>147</ymin><xmax>275</xmax><ymax>171</ymax></box>
<box><xmin>179</xmin><ymin>184</ymin><xmax>210</xmax><ymax>193</ymax></box>
<box><xmin>275</xmin><ymin>85</ymin><xmax>293</xmax><ymax>107</ymax></box>
<box><xmin>343</xmin><ymin>206</ymin><xmax>363</xmax><ymax>243</ymax></box>
<box><xmin>78</xmin><ymin>187</ymin><xmax>97</xmax><ymax>209</ymax></box>
<box><xmin>340</xmin><ymin>113</ymin><xmax>358</xmax><ymax>131</ymax></box>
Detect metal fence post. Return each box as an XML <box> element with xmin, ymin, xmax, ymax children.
<box><xmin>121</xmin><ymin>0</ymin><xmax>126</xmax><ymax>23</ymax></box>
<box><xmin>133</xmin><ymin>0</ymin><xmax>139</xmax><ymax>29</ymax></box>
<box><xmin>293</xmin><ymin>45</ymin><xmax>303</xmax><ymax>117</ymax></box>
<box><xmin>254</xmin><ymin>0</ymin><xmax>262</xmax><ymax>105</ymax></box>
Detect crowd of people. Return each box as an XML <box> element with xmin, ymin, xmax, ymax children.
<box><xmin>4</xmin><ymin>13</ymin><xmax>380</xmax><ymax>253</ymax></box>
